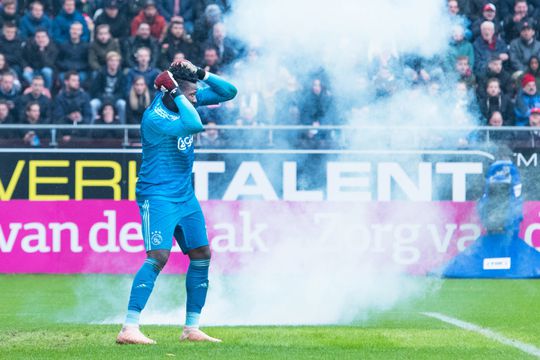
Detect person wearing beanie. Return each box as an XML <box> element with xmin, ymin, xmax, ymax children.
<box><xmin>515</xmin><ymin>72</ymin><xmax>540</xmax><ymax>125</ymax></box>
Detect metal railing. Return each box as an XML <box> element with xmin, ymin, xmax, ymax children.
<box><xmin>0</xmin><ymin>124</ymin><xmax>536</xmax><ymax>149</ymax></box>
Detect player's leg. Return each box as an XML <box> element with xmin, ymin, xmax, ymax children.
<box><xmin>174</xmin><ymin>198</ymin><xmax>221</xmax><ymax>342</ymax></box>
<box><xmin>117</xmin><ymin>199</ymin><xmax>176</xmax><ymax>345</ymax></box>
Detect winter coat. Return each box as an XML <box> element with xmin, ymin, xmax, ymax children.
<box><xmin>473</xmin><ymin>36</ymin><xmax>508</xmax><ymax>74</ymax></box>
<box><xmin>125</xmin><ymin>66</ymin><xmax>159</xmax><ymax>95</ymax></box>
<box><xmin>94</xmin><ymin>12</ymin><xmax>130</xmax><ymax>39</ymax></box>
<box><xmin>122</xmin><ymin>36</ymin><xmax>159</xmax><ymax>68</ymax></box>
<box><xmin>446</xmin><ymin>39</ymin><xmax>475</xmax><ymax>70</ymax></box>
<box><xmin>88</xmin><ymin>38</ymin><xmax>121</xmax><ymax>71</ymax></box>
<box><xmin>0</xmin><ymin>36</ymin><xmax>23</xmax><ymax>67</ymax></box>
<box><xmin>130</xmin><ymin>11</ymin><xmax>166</xmax><ymax>40</ymax></box>
<box><xmin>509</xmin><ymin>38</ymin><xmax>540</xmax><ymax>72</ymax></box>
<box><xmin>56</xmin><ymin>40</ymin><xmax>90</xmax><ymax>72</ymax></box>
<box><xmin>90</xmin><ymin>68</ymin><xmax>127</xmax><ymax>102</ymax></box>
<box><xmin>52</xmin><ymin>9</ymin><xmax>90</xmax><ymax>44</ymax></box>
<box><xmin>21</xmin><ymin>40</ymin><xmax>58</xmax><ymax>69</ymax></box>
<box><xmin>15</xmin><ymin>93</ymin><xmax>52</xmax><ymax>123</ymax></box>
<box><xmin>514</xmin><ymin>90</ymin><xmax>540</xmax><ymax>125</ymax></box>
<box><xmin>478</xmin><ymin>94</ymin><xmax>515</xmax><ymax>124</ymax></box>
<box><xmin>53</xmin><ymin>88</ymin><xmax>92</xmax><ymax>125</ymax></box>
<box><xmin>19</xmin><ymin>13</ymin><xmax>52</xmax><ymax>40</ymax></box>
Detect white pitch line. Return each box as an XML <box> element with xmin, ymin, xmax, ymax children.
<box><xmin>422</xmin><ymin>312</ymin><xmax>540</xmax><ymax>358</ymax></box>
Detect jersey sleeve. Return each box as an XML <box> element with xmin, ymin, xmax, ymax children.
<box><xmin>196</xmin><ymin>73</ymin><xmax>238</xmax><ymax>106</ymax></box>
<box><xmin>147</xmin><ymin>95</ymin><xmax>204</xmax><ymax>137</ymax></box>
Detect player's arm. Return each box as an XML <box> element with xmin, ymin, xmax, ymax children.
<box><xmin>152</xmin><ymin>71</ymin><xmax>204</xmax><ymax>137</ymax></box>
<box><xmin>195</xmin><ymin>71</ymin><xmax>238</xmax><ymax>106</ymax></box>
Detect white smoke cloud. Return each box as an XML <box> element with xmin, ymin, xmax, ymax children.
<box><xmin>68</xmin><ymin>0</ymin><xmax>464</xmax><ymax>327</ymax></box>
<box><xmin>190</xmin><ymin>0</ymin><xmax>456</xmax><ymax>326</ymax></box>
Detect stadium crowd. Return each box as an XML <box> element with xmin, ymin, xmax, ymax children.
<box><xmin>1</xmin><ymin>0</ymin><xmax>540</xmax><ymax>149</ymax></box>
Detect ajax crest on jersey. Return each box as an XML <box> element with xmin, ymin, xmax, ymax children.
<box><xmin>151</xmin><ymin>231</ymin><xmax>163</xmax><ymax>246</ymax></box>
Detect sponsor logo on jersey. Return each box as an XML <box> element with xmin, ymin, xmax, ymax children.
<box><xmin>151</xmin><ymin>230</ymin><xmax>163</xmax><ymax>246</ymax></box>
<box><xmin>178</xmin><ymin>135</ymin><xmax>194</xmax><ymax>152</ymax></box>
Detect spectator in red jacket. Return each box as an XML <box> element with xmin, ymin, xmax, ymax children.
<box><xmin>130</xmin><ymin>0</ymin><xmax>166</xmax><ymax>41</ymax></box>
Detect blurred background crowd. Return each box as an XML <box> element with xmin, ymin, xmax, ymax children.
<box><xmin>2</xmin><ymin>0</ymin><xmax>540</xmax><ymax>149</ymax></box>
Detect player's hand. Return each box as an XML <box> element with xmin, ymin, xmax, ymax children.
<box><xmin>154</xmin><ymin>70</ymin><xmax>179</xmax><ymax>92</ymax></box>
<box><xmin>171</xmin><ymin>60</ymin><xmax>197</xmax><ymax>75</ymax></box>
<box><xmin>171</xmin><ymin>60</ymin><xmax>207</xmax><ymax>80</ymax></box>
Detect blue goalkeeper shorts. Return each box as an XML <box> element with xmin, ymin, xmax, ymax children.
<box><xmin>137</xmin><ymin>196</ymin><xmax>208</xmax><ymax>253</ymax></box>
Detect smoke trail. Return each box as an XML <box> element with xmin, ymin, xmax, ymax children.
<box><xmin>192</xmin><ymin>0</ymin><xmax>462</xmax><ymax>325</ymax></box>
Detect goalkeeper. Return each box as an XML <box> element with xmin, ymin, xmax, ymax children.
<box><xmin>116</xmin><ymin>60</ymin><xmax>237</xmax><ymax>345</ymax></box>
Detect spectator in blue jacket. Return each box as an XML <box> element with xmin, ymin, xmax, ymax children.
<box><xmin>156</xmin><ymin>0</ymin><xmax>195</xmax><ymax>32</ymax></box>
<box><xmin>52</xmin><ymin>0</ymin><xmax>89</xmax><ymax>44</ymax></box>
<box><xmin>473</xmin><ymin>21</ymin><xmax>509</xmax><ymax>74</ymax></box>
<box><xmin>514</xmin><ymin>73</ymin><xmax>540</xmax><ymax>125</ymax></box>
<box><xmin>18</xmin><ymin>1</ymin><xmax>52</xmax><ymax>40</ymax></box>
<box><xmin>125</xmin><ymin>47</ymin><xmax>158</xmax><ymax>96</ymax></box>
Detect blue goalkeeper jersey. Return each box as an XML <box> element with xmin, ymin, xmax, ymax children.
<box><xmin>136</xmin><ymin>73</ymin><xmax>237</xmax><ymax>201</ymax></box>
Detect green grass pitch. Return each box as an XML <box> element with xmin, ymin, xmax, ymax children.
<box><xmin>1</xmin><ymin>275</ymin><xmax>539</xmax><ymax>359</ymax></box>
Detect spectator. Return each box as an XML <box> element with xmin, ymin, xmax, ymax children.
<box><xmin>503</xmin><ymin>0</ymin><xmax>531</xmax><ymax>43</ymax></box>
<box><xmin>514</xmin><ymin>73</ymin><xmax>540</xmax><ymax>125</ymax></box>
<box><xmin>474</xmin><ymin>110</ymin><xmax>515</xmax><ymax>145</ymax></box>
<box><xmin>194</xmin><ymin>0</ymin><xmax>231</xmax><ymax>16</ymax></box>
<box><xmin>200</xmin><ymin>46</ymin><xmax>221</xmax><ymax>74</ymax></box>
<box><xmin>90</xmin><ymin>51</ymin><xmax>126</xmax><ymax>124</ymax></box>
<box><xmin>0</xmin><ymin>53</ymin><xmax>20</xmax><ymax>91</ymax></box>
<box><xmin>130</xmin><ymin>0</ymin><xmax>166</xmax><ymax>40</ymax></box>
<box><xmin>93</xmin><ymin>0</ymin><xmax>129</xmax><ymax>39</ymax></box>
<box><xmin>126</xmin><ymin>75</ymin><xmax>150</xmax><ymax>128</ymax></box>
<box><xmin>157</xmin><ymin>0</ymin><xmax>195</xmax><ymax>32</ymax></box>
<box><xmin>515</xmin><ymin>107</ymin><xmax>540</xmax><ymax>147</ymax></box>
<box><xmin>192</xmin><ymin>4</ymin><xmax>221</xmax><ymax>44</ymax></box>
<box><xmin>446</xmin><ymin>25</ymin><xmax>475</xmax><ymax>71</ymax></box>
<box><xmin>0</xmin><ymin>71</ymin><xmax>19</xmax><ymax>109</ymax></box>
<box><xmin>523</xmin><ymin>55</ymin><xmax>540</xmax><ymax>88</ymax></box>
<box><xmin>56</xmin><ymin>22</ymin><xmax>90</xmax><ymax>83</ymax></box>
<box><xmin>15</xmin><ymin>75</ymin><xmax>51</xmax><ymax>122</ymax></box>
<box><xmin>0</xmin><ymin>0</ymin><xmax>19</xmax><ymax>27</ymax></box>
<box><xmin>19</xmin><ymin>1</ymin><xmax>52</xmax><ymax>40</ymax></box>
<box><xmin>204</xmin><ymin>22</ymin><xmax>244</xmax><ymax>66</ymax></box>
<box><xmin>53</xmin><ymin>71</ymin><xmax>92</xmax><ymax>133</ymax></box>
<box><xmin>17</xmin><ymin>0</ymin><xmax>54</xmax><ymax>15</ymax></box>
<box><xmin>125</xmin><ymin>47</ymin><xmax>159</xmax><ymax>93</ymax></box>
<box><xmin>0</xmin><ymin>100</ymin><xmax>15</xmax><ymax>139</ymax></box>
<box><xmin>471</xmin><ymin>3</ymin><xmax>502</xmax><ymax>40</ymax></box>
<box><xmin>448</xmin><ymin>0</ymin><xmax>472</xmax><ymax>40</ymax></box>
<box><xmin>22</xmin><ymin>29</ymin><xmax>57</xmax><ymax>89</ymax></box>
<box><xmin>122</xmin><ymin>22</ymin><xmax>159</xmax><ymax>68</ymax></box>
<box><xmin>478</xmin><ymin>78</ymin><xmax>515</xmax><ymax>124</ymax></box>
<box><xmin>197</xmin><ymin>120</ymin><xmax>225</xmax><ymax>148</ymax></box>
<box><xmin>473</xmin><ymin>21</ymin><xmax>508</xmax><ymax>74</ymax></box>
<box><xmin>91</xmin><ymin>102</ymin><xmax>122</xmax><ymax>139</ymax></box>
<box><xmin>300</xmin><ymin>77</ymin><xmax>335</xmax><ymax>127</ymax></box>
<box><xmin>20</xmin><ymin>102</ymin><xmax>49</xmax><ymax>147</ymax></box>
<box><xmin>126</xmin><ymin>0</ymin><xmax>146</xmax><ymax>19</ymax></box>
<box><xmin>0</xmin><ymin>22</ymin><xmax>23</xmax><ymax>73</ymax></box>
<box><xmin>88</xmin><ymin>24</ymin><xmax>121</xmax><ymax>72</ymax></box>
<box><xmin>159</xmin><ymin>19</ymin><xmax>197</xmax><ymax>68</ymax></box>
<box><xmin>52</xmin><ymin>0</ymin><xmax>90</xmax><ymax>44</ymax></box>
<box><xmin>455</xmin><ymin>55</ymin><xmax>476</xmax><ymax>89</ymax></box>
<box><xmin>509</xmin><ymin>19</ymin><xmax>540</xmax><ymax>74</ymax></box>
<box><xmin>477</xmin><ymin>56</ymin><xmax>513</xmax><ymax>97</ymax></box>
